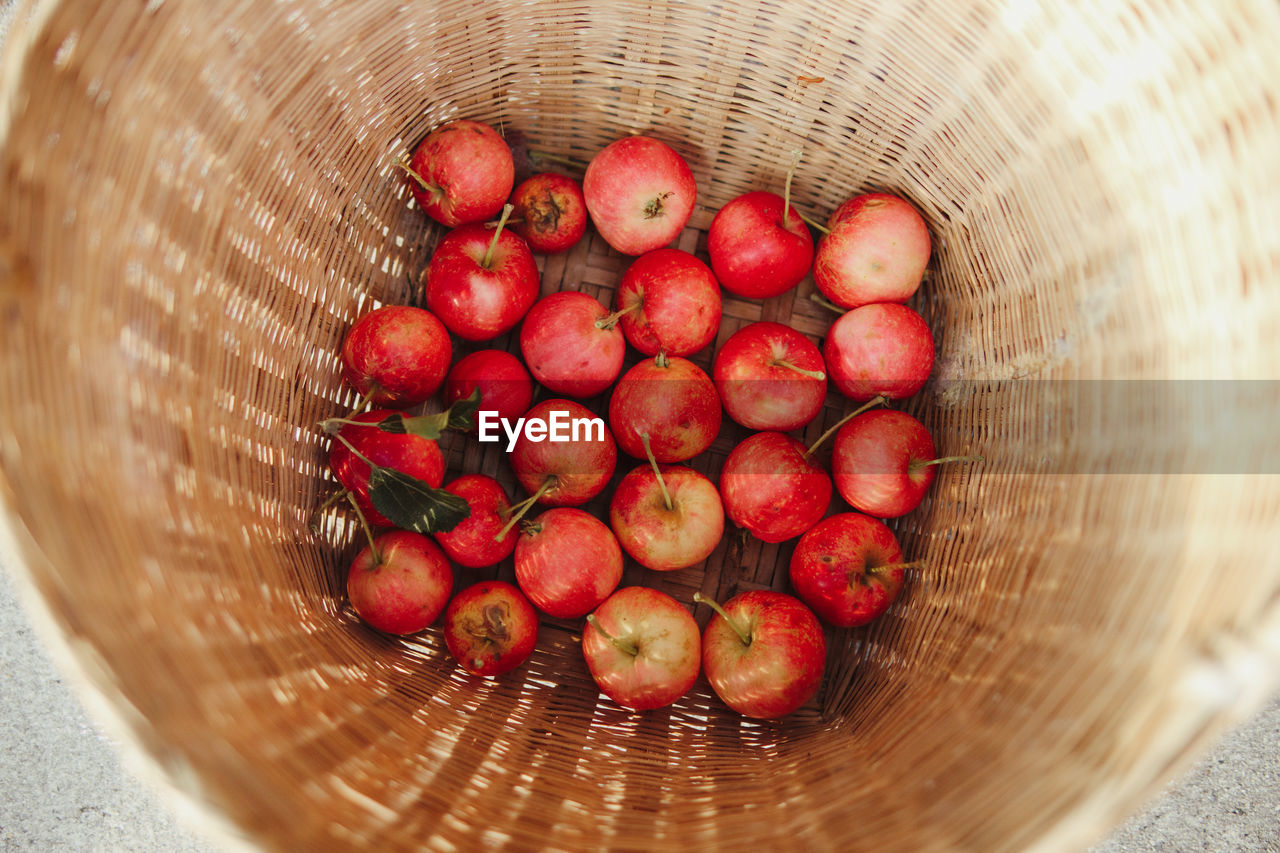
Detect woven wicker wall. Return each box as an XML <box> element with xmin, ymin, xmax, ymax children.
<box><xmin>2</xmin><ymin>1</ymin><xmax>1279</xmax><ymax>851</ymax></box>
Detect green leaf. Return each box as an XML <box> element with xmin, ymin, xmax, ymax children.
<box><xmin>377</xmin><ymin>388</ymin><xmax>483</xmax><ymax>440</ymax></box>
<box><xmin>444</xmin><ymin>386</ymin><xmax>483</xmax><ymax>431</ymax></box>
<box><xmin>367</xmin><ymin>466</ymin><xmax>470</xmax><ymax>534</ymax></box>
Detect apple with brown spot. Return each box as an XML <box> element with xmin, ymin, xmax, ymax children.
<box><xmin>443</xmin><ymin>580</ymin><xmax>539</xmax><ymax>677</ymax></box>
<box><xmin>510</xmin><ymin>172</ymin><xmax>588</xmax><ymax>254</ymax></box>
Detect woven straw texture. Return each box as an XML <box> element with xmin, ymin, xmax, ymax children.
<box><xmin>3</xmin><ymin>1</ymin><xmax>1280</xmax><ymax>851</ymax></box>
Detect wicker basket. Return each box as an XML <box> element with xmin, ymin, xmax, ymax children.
<box><xmin>3</xmin><ymin>1</ymin><xmax>1279</xmax><ymax>850</ymax></box>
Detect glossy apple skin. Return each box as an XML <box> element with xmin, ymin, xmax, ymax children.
<box><xmin>520</xmin><ymin>291</ymin><xmax>625</xmax><ymax>398</ymax></box>
<box><xmin>822</xmin><ymin>303</ymin><xmax>934</xmax><ymax>401</ymax></box>
<box><xmin>442</xmin><ymin>349</ymin><xmax>534</xmax><ymax>431</ymax></box>
<box><xmin>814</xmin><ymin>192</ymin><xmax>931</xmax><ymax>310</ymax></box>
<box><xmin>616</xmin><ymin>249</ymin><xmax>722</xmax><ymax>357</ymax></box>
<box><xmin>700</xmin><ymin>590</ymin><xmax>826</xmax><ymax>719</ymax></box>
<box><xmin>713</xmin><ymin>321</ymin><xmax>827</xmax><ymax>431</ymax></box>
<box><xmin>407</xmin><ymin>119</ymin><xmax>514</xmax><ymax>228</ymax></box>
<box><xmin>347</xmin><ymin>530</ymin><xmax>453</xmax><ymax>635</ymax></box>
<box><xmin>328</xmin><ymin>410</ymin><xmax>445</xmax><ymax>529</ymax></box>
<box><xmin>581</xmin><ymin>586</ymin><xmax>701</xmax><ymax>711</ymax></box>
<box><xmin>509</xmin><ymin>399</ymin><xmax>618</xmax><ymax>506</ymax></box>
<box><xmin>514</xmin><ymin>508</ymin><xmax>623</xmax><ymax>619</ymax></box>
<box><xmin>833</xmin><ymin>409</ymin><xmax>937</xmax><ymax>518</ymax></box>
<box><xmin>442</xmin><ymin>580</ymin><xmax>539</xmax><ymax>676</ymax></box>
<box><xmin>340</xmin><ymin>305</ymin><xmax>452</xmax><ymax>409</ymax></box>
<box><xmin>423</xmin><ymin>222</ymin><xmax>539</xmax><ymax>342</ymax></box>
<box><xmin>719</xmin><ymin>432</ymin><xmax>832</xmax><ymax>543</ymax></box>
<box><xmin>707</xmin><ymin>190</ymin><xmax>814</xmax><ymax>299</ymax></box>
<box><xmin>510</xmin><ymin>172</ymin><xmax>588</xmax><ymax>253</ymax></box>
<box><xmin>608</xmin><ymin>355</ymin><xmax>721</xmax><ymax>463</ymax></box>
<box><xmin>609</xmin><ymin>464</ymin><xmax>724</xmax><ymax>572</ymax></box>
<box><xmin>789</xmin><ymin>512</ymin><xmax>905</xmax><ymax>628</ymax></box>
<box><xmin>582</xmin><ymin>136</ymin><xmax>697</xmax><ymax>256</ymax></box>
<box><xmin>431</xmin><ymin>474</ymin><xmax>518</xmax><ymax>568</ymax></box>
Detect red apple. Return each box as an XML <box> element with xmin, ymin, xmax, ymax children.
<box><xmin>814</xmin><ymin>192</ymin><xmax>931</xmax><ymax>309</ymax></box>
<box><xmin>832</xmin><ymin>408</ymin><xmax>981</xmax><ymax>518</ymax></box>
<box><xmin>789</xmin><ymin>512</ymin><xmax>910</xmax><ymax>627</ymax></box>
<box><xmin>582</xmin><ymin>135</ymin><xmax>697</xmax><ymax>256</ymax></box>
<box><xmin>695</xmin><ymin>590</ymin><xmax>826</xmax><ymax>719</ymax></box>
<box><xmin>520</xmin><ymin>291</ymin><xmax>626</xmax><ymax>398</ymax></box>
<box><xmin>823</xmin><ymin>302</ymin><xmax>934</xmax><ymax>401</ymax></box>
<box><xmin>514</xmin><ymin>507</ymin><xmax>623</xmax><ymax>619</ymax></box>
<box><xmin>712</xmin><ymin>321</ymin><xmax>827</xmax><ymax>431</ymax></box>
<box><xmin>582</xmin><ymin>586</ymin><xmax>701</xmax><ymax>711</ymax></box>
<box><xmin>431</xmin><ymin>474</ymin><xmax>517</xmax><ymax>568</ymax></box>
<box><xmin>347</xmin><ymin>529</ymin><xmax>453</xmax><ymax>635</ymax></box>
<box><xmin>442</xmin><ymin>348</ymin><xmax>534</xmax><ymax>430</ymax></box>
<box><xmin>707</xmin><ymin>182</ymin><xmax>813</xmax><ymax>299</ymax></box>
<box><xmin>510</xmin><ymin>172</ymin><xmax>588</xmax><ymax>253</ymax></box>
<box><xmin>404</xmin><ymin>119</ymin><xmax>514</xmax><ymax>227</ymax></box>
<box><xmin>442</xmin><ymin>580</ymin><xmax>539</xmax><ymax>676</ymax></box>
<box><xmin>508</xmin><ymin>398</ymin><xmax>618</xmax><ymax>509</ymax></box>
<box><xmin>339</xmin><ymin>305</ymin><xmax>452</xmax><ymax>409</ymax></box>
<box><xmin>614</xmin><ymin>248</ymin><xmax>722</xmax><ymax>357</ymax></box>
<box><xmin>608</xmin><ymin>353</ymin><xmax>721</xmax><ymax>463</ymax></box>
<box><xmin>719</xmin><ymin>432</ymin><xmax>832</xmax><ymax>543</ymax></box>
<box><xmin>423</xmin><ymin>207</ymin><xmax>539</xmax><ymax>341</ymax></box>
<box><xmin>609</xmin><ymin>462</ymin><xmax>724</xmax><ymax>572</ymax></box>
<box><xmin>327</xmin><ymin>410</ymin><xmax>445</xmax><ymax>528</ymax></box>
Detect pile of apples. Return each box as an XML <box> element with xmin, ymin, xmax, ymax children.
<box><xmin>316</xmin><ymin>118</ymin><xmax>978</xmax><ymax>720</ymax></box>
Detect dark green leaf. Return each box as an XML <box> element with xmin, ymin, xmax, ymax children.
<box><xmin>367</xmin><ymin>466</ymin><xmax>470</xmax><ymax>533</ymax></box>
<box><xmin>444</xmin><ymin>386</ymin><xmax>483</xmax><ymax>431</ymax></box>
<box><xmin>377</xmin><ymin>388</ymin><xmax>483</xmax><ymax>441</ymax></box>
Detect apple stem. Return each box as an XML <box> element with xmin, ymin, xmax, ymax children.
<box><xmin>804</xmin><ymin>395</ymin><xmax>888</xmax><ymax>458</ymax></box>
<box><xmin>797</xmin><ymin>210</ymin><xmax>830</xmax><ymax>235</ymax></box>
<box><xmin>782</xmin><ymin>149</ymin><xmax>802</xmax><ymax>230</ymax></box>
<box><xmin>348</xmin><ymin>386</ymin><xmax>378</xmax><ymax>416</ymax></box>
<box><xmin>875</xmin><ymin>559</ymin><xmax>926</xmax><ymax>574</ymax></box>
<box><xmin>482</xmin><ymin>203</ymin><xmax>515</xmax><ymax>269</ymax></box>
<box><xmin>909</xmin><ymin>454</ymin><xmax>984</xmax><ymax>476</ymax></box>
<box><xmin>345</xmin><ymin>492</ymin><xmax>382</xmax><ymax>566</ymax></box>
<box><xmin>594</xmin><ymin>301</ymin><xmax>641</xmax><ymax>330</ymax></box>
<box><xmin>320</xmin><ymin>414</ymin><xmax>379</xmax><ymax>435</ymax></box>
<box><xmin>586</xmin><ymin>614</ymin><xmax>638</xmax><ymax>657</ymax></box>
<box><xmin>394</xmin><ymin>156</ymin><xmax>435</xmax><ymax>194</ymax></box>
<box><xmin>692</xmin><ymin>592</ymin><xmax>751</xmax><ymax>647</ymax></box>
<box><xmin>640</xmin><ymin>432</ymin><xmax>673</xmax><ymax>511</ymax></box>
<box><xmin>772</xmin><ymin>358</ymin><xmax>825</xmax><ymax>381</ymax></box>
<box><xmin>808</xmin><ymin>292</ymin><xmax>846</xmax><ymax>314</ymax></box>
<box><xmin>308</xmin><ymin>487</ymin><xmax>351</xmax><ymax>535</ymax></box>
<box><xmin>332</xmin><ymin>432</ymin><xmax>377</xmax><ymax>469</ymax></box>
<box><xmin>654</xmin><ymin>350</ymin><xmax>670</xmax><ymax>369</ymax></box>
<box><xmin>493</xmin><ymin>477</ymin><xmax>557</xmax><ymax>542</ymax></box>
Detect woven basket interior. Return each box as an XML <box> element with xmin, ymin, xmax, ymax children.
<box><xmin>2</xmin><ymin>1</ymin><xmax>1280</xmax><ymax>851</ymax></box>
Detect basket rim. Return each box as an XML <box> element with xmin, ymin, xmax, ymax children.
<box><xmin>0</xmin><ymin>498</ymin><xmax>258</xmax><ymax>853</ymax></box>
